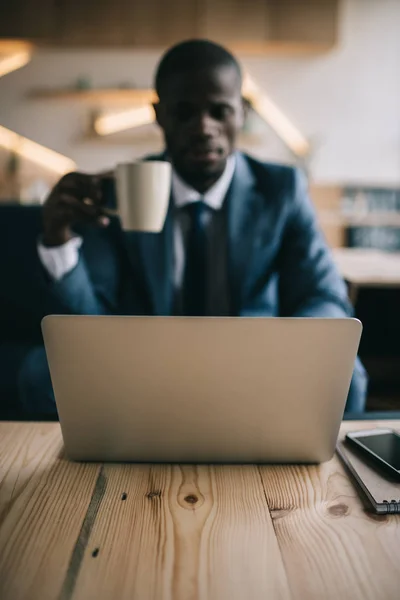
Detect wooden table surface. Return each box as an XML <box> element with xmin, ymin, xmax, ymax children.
<box><xmin>332</xmin><ymin>248</ymin><xmax>400</xmax><ymax>288</ymax></box>
<box><xmin>1</xmin><ymin>420</ymin><xmax>400</xmax><ymax>600</ymax></box>
<box><xmin>332</xmin><ymin>248</ymin><xmax>400</xmax><ymax>304</ymax></box>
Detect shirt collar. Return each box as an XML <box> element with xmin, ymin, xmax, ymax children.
<box><xmin>171</xmin><ymin>154</ymin><xmax>236</xmax><ymax>210</ymax></box>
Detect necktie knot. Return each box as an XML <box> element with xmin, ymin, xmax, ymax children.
<box><xmin>185</xmin><ymin>200</ymin><xmax>208</xmax><ymax>225</ymax></box>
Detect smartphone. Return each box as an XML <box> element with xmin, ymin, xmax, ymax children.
<box><xmin>346</xmin><ymin>428</ymin><xmax>400</xmax><ymax>480</ymax></box>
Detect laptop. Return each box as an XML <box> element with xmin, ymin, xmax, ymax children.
<box><xmin>42</xmin><ymin>316</ymin><xmax>362</xmax><ymax>463</ymax></box>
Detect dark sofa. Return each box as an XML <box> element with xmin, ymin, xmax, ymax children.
<box><xmin>0</xmin><ymin>202</ymin><xmax>125</xmax><ymax>418</ymax></box>
<box><xmin>0</xmin><ymin>205</ymin><xmax>67</xmax><ymax>418</ymax></box>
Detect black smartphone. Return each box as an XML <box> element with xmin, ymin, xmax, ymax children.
<box><xmin>346</xmin><ymin>428</ymin><xmax>400</xmax><ymax>480</ymax></box>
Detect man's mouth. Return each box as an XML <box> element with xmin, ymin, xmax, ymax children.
<box><xmin>188</xmin><ymin>147</ymin><xmax>223</xmax><ymax>162</ymax></box>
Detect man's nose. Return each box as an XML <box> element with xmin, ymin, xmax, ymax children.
<box><xmin>191</xmin><ymin>111</ymin><xmax>218</xmax><ymax>136</ymax></box>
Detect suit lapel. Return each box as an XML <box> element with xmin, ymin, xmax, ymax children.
<box><xmin>117</xmin><ymin>152</ymin><xmax>174</xmax><ymax>315</ymax></box>
<box><xmin>227</xmin><ymin>153</ymin><xmax>264</xmax><ymax>314</ymax></box>
<box><xmin>118</xmin><ymin>151</ymin><xmax>264</xmax><ymax>316</ymax></box>
<box><xmin>135</xmin><ymin>200</ymin><xmax>174</xmax><ymax>315</ymax></box>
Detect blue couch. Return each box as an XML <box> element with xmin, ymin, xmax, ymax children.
<box><xmin>0</xmin><ymin>201</ymin><xmax>124</xmax><ymax>418</ymax></box>
<box><xmin>0</xmin><ymin>205</ymin><xmax>67</xmax><ymax>417</ymax></box>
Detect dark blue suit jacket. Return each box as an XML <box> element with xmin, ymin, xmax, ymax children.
<box><xmin>51</xmin><ymin>152</ymin><xmax>351</xmax><ymax>318</ymax></box>
<box><xmin>47</xmin><ymin>152</ymin><xmax>367</xmax><ymax>409</ymax></box>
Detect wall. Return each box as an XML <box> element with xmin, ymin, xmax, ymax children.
<box><xmin>248</xmin><ymin>0</ymin><xmax>400</xmax><ymax>186</ymax></box>
<box><xmin>0</xmin><ymin>0</ymin><xmax>399</xmax><ymax>187</ymax></box>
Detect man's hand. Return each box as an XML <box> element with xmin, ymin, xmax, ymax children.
<box><xmin>42</xmin><ymin>172</ymin><xmax>110</xmax><ymax>247</ymax></box>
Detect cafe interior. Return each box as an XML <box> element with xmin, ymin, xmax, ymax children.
<box><xmin>1</xmin><ymin>1</ymin><xmax>400</xmax><ymax>599</ymax></box>
<box><xmin>1</xmin><ymin>0</ymin><xmax>399</xmax><ymax>419</ymax></box>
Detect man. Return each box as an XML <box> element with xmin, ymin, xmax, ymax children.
<box><xmin>19</xmin><ymin>39</ymin><xmax>367</xmax><ymax>413</ymax></box>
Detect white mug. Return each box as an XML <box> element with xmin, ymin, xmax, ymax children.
<box><xmin>115</xmin><ymin>161</ymin><xmax>171</xmax><ymax>232</ymax></box>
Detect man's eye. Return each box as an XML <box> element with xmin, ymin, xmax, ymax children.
<box><xmin>210</xmin><ymin>105</ymin><xmax>232</xmax><ymax>121</ymax></box>
<box><xmin>174</xmin><ymin>105</ymin><xmax>196</xmax><ymax>122</ymax></box>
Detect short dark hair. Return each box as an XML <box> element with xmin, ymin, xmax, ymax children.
<box><xmin>155</xmin><ymin>39</ymin><xmax>242</xmax><ymax>98</ymax></box>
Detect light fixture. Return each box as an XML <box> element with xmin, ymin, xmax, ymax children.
<box><xmin>0</xmin><ymin>50</ymin><xmax>32</xmax><ymax>78</ymax></box>
<box><xmin>243</xmin><ymin>74</ymin><xmax>310</xmax><ymax>157</ymax></box>
<box><xmin>94</xmin><ymin>105</ymin><xmax>155</xmax><ymax>136</ymax></box>
<box><xmin>0</xmin><ymin>125</ymin><xmax>76</xmax><ymax>175</ymax></box>
<box><xmin>0</xmin><ymin>40</ymin><xmax>33</xmax><ymax>77</ymax></box>
<box><xmin>92</xmin><ymin>73</ymin><xmax>310</xmax><ymax>157</ymax></box>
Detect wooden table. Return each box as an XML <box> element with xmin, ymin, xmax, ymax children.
<box><xmin>332</xmin><ymin>248</ymin><xmax>400</xmax><ymax>304</ymax></box>
<box><xmin>1</xmin><ymin>421</ymin><xmax>400</xmax><ymax>600</ymax></box>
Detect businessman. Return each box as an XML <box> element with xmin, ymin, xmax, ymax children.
<box><xmin>19</xmin><ymin>39</ymin><xmax>367</xmax><ymax>413</ymax></box>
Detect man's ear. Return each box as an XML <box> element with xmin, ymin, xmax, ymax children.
<box><xmin>153</xmin><ymin>102</ymin><xmax>165</xmax><ymax>128</ymax></box>
<box><xmin>241</xmin><ymin>97</ymin><xmax>251</xmax><ymax>126</ymax></box>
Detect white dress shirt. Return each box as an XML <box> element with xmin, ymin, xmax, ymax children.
<box><xmin>38</xmin><ymin>155</ymin><xmax>236</xmax><ymax>286</ymax></box>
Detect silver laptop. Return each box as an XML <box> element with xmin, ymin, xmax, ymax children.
<box><xmin>42</xmin><ymin>316</ymin><xmax>362</xmax><ymax>463</ymax></box>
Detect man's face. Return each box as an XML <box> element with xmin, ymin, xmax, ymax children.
<box><xmin>154</xmin><ymin>65</ymin><xmax>245</xmax><ymax>191</ymax></box>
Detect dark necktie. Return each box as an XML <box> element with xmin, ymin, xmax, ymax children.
<box><xmin>183</xmin><ymin>201</ymin><xmax>208</xmax><ymax>316</ymax></box>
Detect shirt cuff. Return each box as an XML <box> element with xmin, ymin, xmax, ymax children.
<box><xmin>37</xmin><ymin>236</ymin><xmax>83</xmax><ymax>281</ymax></box>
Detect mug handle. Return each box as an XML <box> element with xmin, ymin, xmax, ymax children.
<box><xmin>100</xmin><ymin>175</ymin><xmax>118</xmax><ymax>211</ymax></box>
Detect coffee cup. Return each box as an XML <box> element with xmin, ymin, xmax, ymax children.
<box><xmin>113</xmin><ymin>161</ymin><xmax>171</xmax><ymax>232</ymax></box>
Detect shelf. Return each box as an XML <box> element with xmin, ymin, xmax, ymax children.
<box><xmin>81</xmin><ymin>130</ymin><xmax>267</xmax><ymax>147</ymax></box>
<box><xmin>332</xmin><ymin>248</ymin><xmax>400</xmax><ymax>287</ymax></box>
<box><xmin>29</xmin><ymin>87</ymin><xmax>254</xmax><ymax>105</ymax></box>
<box><xmin>318</xmin><ymin>210</ymin><xmax>400</xmax><ymax>228</ymax></box>
<box><xmin>0</xmin><ymin>40</ymin><xmax>33</xmax><ymax>53</ymax></box>
<box><xmin>28</xmin><ymin>88</ymin><xmax>157</xmax><ymax>105</ymax></box>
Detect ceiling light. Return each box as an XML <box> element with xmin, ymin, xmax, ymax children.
<box><xmin>95</xmin><ymin>105</ymin><xmax>155</xmax><ymax>136</ymax></box>
<box><xmin>0</xmin><ymin>125</ymin><xmax>76</xmax><ymax>174</ymax></box>
<box><xmin>92</xmin><ymin>73</ymin><xmax>310</xmax><ymax>157</ymax></box>
<box><xmin>0</xmin><ymin>50</ymin><xmax>32</xmax><ymax>78</ymax></box>
<box><xmin>243</xmin><ymin>74</ymin><xmax>310</xmax><ymax>157</ymax></box>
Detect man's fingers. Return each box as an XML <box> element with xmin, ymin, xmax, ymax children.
<box><xmin>97</xmin><ymin>216</ymin><xmax>110</xmax><ymax>227</ymax></box>
<box><xmin>58</xmin><ymin>195</ymin><xmax>110</xmax><ymax>227</ymax></box>
<box><xmin>57</xmin><ymin>173</ymin><xmax>102</xmax><ymax>203</ymax></box>
<box><xmin>58</xmin><ymin>194</ymin><xmax>98</xmax><ymax>215</ymax></box>
<box><xmin>57</xmin><ymin>194</ymin><xmax>107</xmax><ymax>224</ymax></box>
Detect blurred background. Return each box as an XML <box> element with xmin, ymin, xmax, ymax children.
<box><xmin>0</xmin><ymin>0</ymin><xmax>399</xmax><ymax>412</ymax></box>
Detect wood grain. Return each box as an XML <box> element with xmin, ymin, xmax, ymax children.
<box><xmin>72</xmin><ymin>464</ymin><xmax>291</xmax><ymax>600</ymax></box>
<box><xmin>1</xmin><ymin>421</ymin><xmax>400</xmax><ymax>600</ymax></box>
<box><xmin>29</xmin><ymin>88</ymin><xmax>157</xmax><ymax>106</ymax></box>
<box><xmin>0</xmin><ymin>422</ymin><xmax>61</xmax><ymax>520</ymax></box>
<box><xmin>259</xmin><ymin>421</ymin><xmax>400</xmax><ymax>600</ymax></box>
<box><xmin>0</xmin><ymin>0</ymin><xmax>338</xmax><ymax>51</ymax></box>
<box><xmin>332</xmin><ymin>249</ymin><xmax>400</xmax><ymax>287</ymax></box>
<box><xmin>0</xmin><ymin>423</ymin><xmax>101</xmax><ymax>600</ymax></box>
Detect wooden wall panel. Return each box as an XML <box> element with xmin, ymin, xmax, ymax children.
<box><xmin>0</xmin><ymin>0</ymin><xmax>339</xmax><ymax>51</ymax></box>
<box><xmin>267</xmin><ymin>0</ymin><xmax>338</xmax><ymax>45</ymax></box>
<box><xmin>0</xmin><ymin>0</ymin><xmax>56</xmax><ymax>40</ymax></box>
<box><xmin>198</xmin><ymin>0</ymin><xmax>269</xmax><ymax>45</ymax></box>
